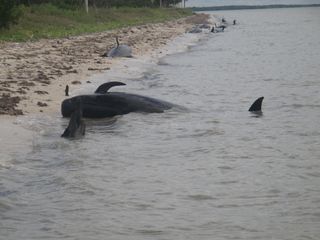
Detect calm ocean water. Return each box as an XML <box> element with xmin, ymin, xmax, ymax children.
<box><xmin>1</xmin><ymin>6</ymin><xmax>320</xmax><ymax>240</ymax></box>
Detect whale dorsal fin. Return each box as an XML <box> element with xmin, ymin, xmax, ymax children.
<box><xmin>94</xmin><ymin>81</ymin><xmax>126</xmax><ymax>94</ymax></box>
<box><xmin>116</xmin><ymin>36</ymin><xmax>119</xmax><ymax>47</ymax></box>
<box><xmin>249</xmin><ymin>97</ymin><xmax>264</xmax><ymax>112</ymax></box>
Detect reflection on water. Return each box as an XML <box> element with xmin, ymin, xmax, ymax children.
<box><xmin>1</xmin><ymin>7</ymin><xmax>320</xmax><ymax>240</ymax></box>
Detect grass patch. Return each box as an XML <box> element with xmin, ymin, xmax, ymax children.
<box><xmin>0</xmin><ymin>4</ymin><xmax>192</xmax><ymax>42</ymax></box>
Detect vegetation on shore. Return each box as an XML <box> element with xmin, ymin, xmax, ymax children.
<box><xmin>0</xmin><ymin>3</ymin><xmax>192</xmax><ymax>42</ymax></box>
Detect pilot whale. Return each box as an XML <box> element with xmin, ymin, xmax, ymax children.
<box><xmin>104</xmin><ymin>37</ymin><xmax>133</xmax><ymax>58</ymax></box>
<box><xmin>61</xmin><ymin>82</ymin><xmax>179</xmax><ymax>118</ymax></box>
<box><xmin>249</xmin><ymin>97</ymin><xmax>264</xmax><ymax>114</ymax></box>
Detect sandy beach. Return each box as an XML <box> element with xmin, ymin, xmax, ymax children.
<box><xmin>0</xmin><ymin>13</ymin><xmax>211</xmax><ymax>117</ymax></box>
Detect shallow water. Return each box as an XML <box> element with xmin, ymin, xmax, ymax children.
<box><xmin>1</xmin><ymin>7</ymin><xmax>320</xmax><ymax>240</ymax></box>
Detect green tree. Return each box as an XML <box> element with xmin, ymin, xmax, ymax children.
<box><xmin>0</xmin><ymin>0</ymin><xmax>22</xmax><ymax>28</ymax></box>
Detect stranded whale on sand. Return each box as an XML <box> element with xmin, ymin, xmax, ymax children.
<box><xmin>61</xmin><ymin>82</ymin><xmax>179</xmax><ymax>118</ymax></box>
<box><xmin>103</xmin><ymin>37</ymin><xmax>133</xmax><ymax>58</ymax></box>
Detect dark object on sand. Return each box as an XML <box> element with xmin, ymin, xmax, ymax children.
<box><xmin>65</xmin><ymin>85</ymin><xmax>69</xmax><ymax>96</ymax></box>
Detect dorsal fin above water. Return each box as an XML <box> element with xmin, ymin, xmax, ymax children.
<box><xmin>95</xmin><ymin>81</ymin><xmax>126</xmax><ymax>94</ymax></box>
<box><xmin>249</xmin><ymin>97</ymin><xmax>264</xmax><ymax>112</ymax></box>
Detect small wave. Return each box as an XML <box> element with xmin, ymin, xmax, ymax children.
<box><xmin>190</xmin><ymin>128</ymin><xmax>225</xmax><ymax>137</ymax></box>
<box><xmin>216</xmin><ymin>204</ymin><xmax>240</xmax><ymax>208</ymax></box>
<box><xmin>0</xmin><ymin>155</ymin><xmax>14</xmax><ymax>169</ymax></box>
<box><xmin>217</xmin><ymin>165</ymin><xmax>234</xmax><ymax>170</ymax></box>
<box><xmin>306</xmin><ymin>172</ymin><xmax>320</xmax><ymax>178</ymax></box>
<box><xmin>136</xmin><ymin>229</ymin><xmax>165</xmax><ymax>235</ymax></box>
<box><xmin>187</xmin><ymin>194</ymin><xmax>216</xmax><ymax>201</ymax></box>
<box><xmin>216</xmin><ymin>180</ymin><xmax>238</xmax><ymax>185</ymax></box>
<box><xmin>0</xmin><ymin>199</ymin><xmax>13</xmax><ymax>211</ymax></box>
<box><xmin>157</xmin><ymin>58</ymin><xmax>170</xmax><ymax>66</ymax></box>
<box><xmin>291</xmin><ymin>104</ymin><xmax>320</xmax><ymax>109</ymax></box>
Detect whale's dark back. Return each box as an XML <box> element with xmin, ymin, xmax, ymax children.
<box><xmin>61</xmin><ymin>92</ymin><xmax>175</xmax><ymax>118</ymax></box>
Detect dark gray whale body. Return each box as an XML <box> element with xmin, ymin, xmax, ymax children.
<box><xmin>105</xmin><ymin>37</ymin><xmax>132</xmax><ymax>58</ymax></box>
<box><xmin>61</xmin><ymin>82</ymin><xmax>177</xmax><ymax>118</ymax></box>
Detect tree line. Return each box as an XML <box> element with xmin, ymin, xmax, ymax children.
<box><xmin>0</xmin><ymin>0</ymin><xmax>184</xmax><ymax>29</ymax></box>
<box><xmin>14</xmin><ymin>0</ymin><xmax>183</xmax><ymax>8</ymax></box>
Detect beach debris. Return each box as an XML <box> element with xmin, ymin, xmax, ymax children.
<box><xmin>37</xmin><ymin>101</ymin><xmax>48</xmax><ymax>107</ymax></box>
<box><xmin>88</xmin><ymin>67</ymin><xmax>110</xmax><ymax>71</ymax></box>
<box><xmin>0</xmin><ymin>94</ymin><xmax>23</xmax><ymax>115</ymax></box>
<box><xmin>65</xmin><ymin>85</ymin><xmax>69</xmax><ymax>96</ymax></box>
<box><xmin>71</xmin><ymin>81</ymin><xmax>81</xmax><ymax>85</ymax></box>
<box><xmin>34</xmin><ymin>90</ymin><xmax>49</xmax><ymax>95</ymax></box>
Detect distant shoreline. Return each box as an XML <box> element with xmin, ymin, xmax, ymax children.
<box><xmin>192</xmin><ymin>4</ymin><xmax>320</xmax><ymax>12</ymax></box>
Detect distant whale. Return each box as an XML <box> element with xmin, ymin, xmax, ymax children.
<box><xmin>104</xmin><ymin>37</ymin><xmax>133</xmax><ymax>58</ymax></box>
<box><xmin>188</xmin><ymin>26</ymin><xmax>202</xmax><ymax>33</ymax></box>
<box><xmin>61</xmin><ymin>104</ymin><xmax>85</xmax><ymax>138</ymax></box>
<box><xmin>211</xmin><ymin>24</ymin><xmax>226</xmax><ymax>33</ymax></box>
<box><xmin>61</xmin><ymin>82</ymin><xmax>179</xmax><ymax>118</ymax></box>
<box><xmin>249</xmin><ymin>97</ymin><xmax>264</xmax><ymax>113</ymax></box>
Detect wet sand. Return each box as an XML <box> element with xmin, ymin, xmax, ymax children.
<box><xmin>0</xmin><ymin>13</ymin><xmax>211</xmax><ymax>117</ymax></box>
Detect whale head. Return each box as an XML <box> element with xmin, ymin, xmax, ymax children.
<box><xmin>61</xmin><ymin>96</ymin><xmax>82</xmax><ymax>117</ymax></box>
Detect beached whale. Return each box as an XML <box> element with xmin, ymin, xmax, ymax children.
<box><xmin>249</xmin><ymin>97</ymin><xmax>264</xmax><ymax>114</ymax></box>
<box><xmin>211</xmin><ymin>25</ymin><xmax>226</xmax><ymax>33</ymax></box>
<box><xmin>188</xmin><ymin>26</ymin><xmax>202</xmax><ymax>33</ymax></box>
<box><xmin>104</xmin><ymin>37</ymin><xmax>132</xmax><ymax>58</ymax></box>
<box><xmin>198</xmin><ymin>24</ymin><xmax>211</xmax><ymax>29</ymax></box>
<box><xmin>61</xmin><ymin>82</ymin><xmax>178</xmax><ymax>118</ymax></box>
<box><xmin>61</xmin><ymin>105</ymin><xmax>86</xmax><ymax>138</ymax></box>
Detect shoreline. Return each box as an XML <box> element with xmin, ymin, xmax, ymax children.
<box><xmin>0</xmin><ymin>13</ymin><xmax>212</xmax><ymax>118</ymax></box>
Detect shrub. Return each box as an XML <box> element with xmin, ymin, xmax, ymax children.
<box><xmin>0</xmin><ymin>0</ymin><xmax>22</xmax><ymax>28</ymax></box>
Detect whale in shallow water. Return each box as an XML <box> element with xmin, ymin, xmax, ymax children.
<box><xmin>211</xmin><ymin>24</ymin><xmax>226</xmax><ymax>33</ymax></box>
<box><xmin>61</xmin><ymin>104</ymin><xmax>86</xmax><ymax>138</ymax></box>
<box><xmin>249</xmin><ymin>97</ymin><xmax>264</xmax><ymax>114</ymax></box>
<box><xmin>61</xmin><ymin>82</ymin><xmax>179</xmax><ymax>118</ymax></box>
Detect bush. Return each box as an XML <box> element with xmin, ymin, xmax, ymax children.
<box><xmin>0</xmin><ymin>0</ymin><xmax>22</xmax><ymax>28</ymax></box>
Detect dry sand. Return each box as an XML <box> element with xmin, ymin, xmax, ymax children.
<box><xmin>0</xmin><ymin>13</ymin><xmax>212</xmax><ymax>117</ymax></box>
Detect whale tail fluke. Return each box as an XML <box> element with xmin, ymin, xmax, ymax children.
<box><xmin>95</xmin><ymin>81</ymin><xmax>126</xmax><ymax>94</ymax></box>
<box><xmin>61</xmin><ymin>101</ymin><xmax>85</xmax><ymax>138</ymax></box>
<box><xmin>249</xmin><ymin>97</ymin><xmax>264</xmax><ymax>112</ymax></box>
